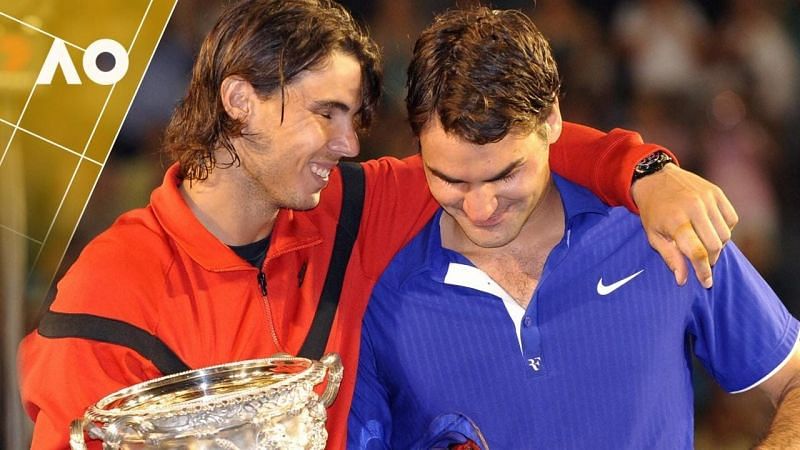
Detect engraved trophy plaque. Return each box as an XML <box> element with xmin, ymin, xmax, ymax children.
<box><xmin>69</xmin><ymin>353</ymin><xmax>343</xmax><ymax>449</ymax></box>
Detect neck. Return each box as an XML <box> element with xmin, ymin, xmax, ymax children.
<box><xmin>181</xmin><ymin>164</ymin><xmax>279</xmax><ymax>246</ymax></box>
<box><xmin>515</xmin><ymin>180</ymin><xmax>564</xmax><ymax>253</ymax></box>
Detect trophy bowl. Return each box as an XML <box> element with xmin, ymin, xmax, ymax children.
<box><xmin>69</xmin><ymin>353</ymin><xmax>343</xmax><ymax>450</ymax></box>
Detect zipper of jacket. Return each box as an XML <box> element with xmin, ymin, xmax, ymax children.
<box><xmin>257</xmin><ymin>270</ymin><xmax>285</xmax><ymax>353</ymax></box>
<box><xmin>254</xmin><ymin>238</ymin><xmax>319</xmax><ymax>355</ymax></box>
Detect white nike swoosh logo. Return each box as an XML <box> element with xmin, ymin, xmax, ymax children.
<box><xmin>596</xmin><ymin>269</ymin><xmax>644</xmax><ymax>295</ymax></box>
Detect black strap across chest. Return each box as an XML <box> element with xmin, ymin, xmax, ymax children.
<box><xmin>298</xmin><ymin>161</ymin><xmax>365</xmax><ymax>359</ymax></box>
<box><xmin>38</xmin><ymin>311</ymin><xmax>191</xmax><ymax>374</ymax></box>
<box><xmin>37</xmin><ymin>162</ymin><xmax>365</xmax><ymax>373</ymax></box>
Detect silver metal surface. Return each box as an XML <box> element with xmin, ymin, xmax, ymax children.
<box><xmin>69</xmin><ymin>353</ymin><xmax>342</xmax><ymax>450</ymax></box>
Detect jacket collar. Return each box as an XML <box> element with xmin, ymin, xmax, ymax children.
<box><xmin>150</xmin><ymin>164</ymin><xmax>323</xmax><ymax>271</ymax></box>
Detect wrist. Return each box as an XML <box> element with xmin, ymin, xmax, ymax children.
<box><xmin>630</xmin><ymin>159</ymin><xmax>679</xmax><ymax>209</ymax></box>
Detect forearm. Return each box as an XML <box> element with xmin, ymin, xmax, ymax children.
<box><xmin>20</xmin><ymin>333</ymin><xmax>158</xmax><ymax>449</ymax></box>
<box><xmin>756</xmin><ymin>387</ymin><xmax>800</xmax><ymax>448</ymax></box>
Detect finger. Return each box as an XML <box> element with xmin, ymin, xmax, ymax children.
<box><xmin>648</xmin><ymin>235</ymin><xmax>688</xmax><ymax>286</ymax></box>
<box><xmin>688</xmin><ymin>210</ymin><xmax>725</xmax><ymax>267</ymax></box>
<box><xmin>706</xmin><ymin>203</ymin><xmax>732</xmax><ymax>265</ymax></box>
<box><xmin>707</xmin><ymin>204</ymin><xmax>732</xmax><ymax>244</ymax></box>
<box><xmin>673</xmin><ymin>223</ymin><xmax>713</xmax><ymax>288</ymax></box>
<box><xmin>714</xmin><ymin>188</ymin><xmax>739</xmax><ymax>231</ymax></box>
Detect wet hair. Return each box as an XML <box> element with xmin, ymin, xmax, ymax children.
<box><xmin>406</xmin><ymin>7</ymin><xmax>560</xmax><ymax>144</ymax></box>
<box><xmin>163</xmin><ymin>0</ymin><xmax>382</xmax><ymax>181</ymax></box>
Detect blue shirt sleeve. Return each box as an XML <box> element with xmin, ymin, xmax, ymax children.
<box><xmin>689</xmin><ymin>243</ymin><xmax>800</xmax><ymax>393</ymax></box>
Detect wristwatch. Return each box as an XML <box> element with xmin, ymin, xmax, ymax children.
<box><xmin>632</xmin><ymin>151</ymin><xmax>674</xmax><ymax>182</ymax></box>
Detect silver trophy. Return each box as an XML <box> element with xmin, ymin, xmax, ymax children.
<box><xmin>69</xmin><ymin>353</ymin><xmax>343</xmax><ymax>449</ymax></box>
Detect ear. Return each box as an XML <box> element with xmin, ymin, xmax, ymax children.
<box><xmin>220</xmin><ymin>76</ymin><xmax>255</xmax><ymax>122</ymax></box>
<box><xmin>544</xmin><ymin>99</ymin><xmax>563</xmax><ymax>144</ymax></box>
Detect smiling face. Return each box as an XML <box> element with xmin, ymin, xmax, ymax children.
<box><xmin>420</xmin><ymin>107</ymin><xmax>562</xmax><ymax>250</ymax></box>
<box><xmin>225</xmin><ymin>51</ymin><xmax>363</xmax><ymax>212</ymax></box>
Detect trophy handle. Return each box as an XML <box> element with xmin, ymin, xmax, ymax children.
<box><xmin>70</xmin><ymin>419</ymin><xmax>106</xmax><ymax>449</ymax></box>
<box><xmin>69</xmin><ymin>419</ymin><xmax>88</xmax><ymax>450</ymax></box>
<box><xmin>319</xmin><ymin>353</ymin><xmax>343</xmax><ymax>407</ymax></box>
<box><xmin>69</xmin><ymin>416</ymin><xmax>143</xmax><ymax>450</ymax></box>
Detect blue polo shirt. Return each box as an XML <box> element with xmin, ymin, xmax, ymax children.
<box><xmin>348</xmin><ymin>175</ymin><xmax>799</xmax><ymax>450</ymax></box>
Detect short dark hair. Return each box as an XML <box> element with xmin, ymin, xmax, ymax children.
<box><xmin>406</xmin><ymin>7</ymin><xmax>560</xmax><ymax>144</ymax></box>
<box><xmin>163</xmin><ymin>0</ymin><xmax>382</xmax><ymax>181</ymax></box>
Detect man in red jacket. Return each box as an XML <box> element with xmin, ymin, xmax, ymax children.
<box><xmin>18</xmin><ymin>1</ymin><xmax>737</xmax><ymax>449</ymax></box>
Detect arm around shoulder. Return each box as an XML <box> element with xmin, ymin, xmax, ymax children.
<box><xmin>552</xmin><ymin>121</ymin><xmax>740</xmax><ymax>288</ymax></box>
<box><xmin>549</xmin><ymin>121</ymin><xmax>669</xmax><ymax>210</ymax></box>
<box><xmin>356</xmin><ymin>156</ymin><xmax>439</xmax><ymax>279</ymax></box>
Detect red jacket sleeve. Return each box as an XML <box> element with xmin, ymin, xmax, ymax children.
<box><xmin>357</xmin><ymin>156</ymin><xmax>440</xmax><ymax>280</ymax></box>
<box><xmin>19</xmin><ymin>227</ymin><xmax>167</xmax><ymax>449</ymax></box>
<box><xmin>19</xmin><ymin>334</ymin><xmax>157</xmax><ymax>450</ymax></box>
<box><xmin>550</xmin><ymin>122</ymin><xmax>678</xmax><ymax>212</ymax></box>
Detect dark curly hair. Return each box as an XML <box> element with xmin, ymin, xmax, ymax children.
<box><xmin>406</xmin><ymin>7</ymin><xmax>560</xmax><ymax>145</ymax></box>
<box><xmin>163</xmin><ymin>0</ymin><xmax>382</xmax><ymax>181</ymax></box>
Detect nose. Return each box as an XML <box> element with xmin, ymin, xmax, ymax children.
<box><xmin>328</xmin><ymin>123</ymin><xmax>359</xmax><ymax>158</ymax></box>
<box><xmin>462</xmin><ymin>184</ymin><xmax>498</xmax><ymax>223</ymax></box>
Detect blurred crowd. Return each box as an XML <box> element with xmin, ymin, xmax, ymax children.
<box><xmin>33</xmin><ymin>0</ymin><xmax>800</xmax><ymax>448</ymax></box>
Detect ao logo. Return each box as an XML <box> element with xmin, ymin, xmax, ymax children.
<box><xmin>36</xmin><ymin>38</ymin><xmax>129</xmax><ymax>85</ymax></box>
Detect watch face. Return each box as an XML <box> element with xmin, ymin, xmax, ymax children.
<box><xmin>633</xmin><ymin>152</ymin><xmax>673</xmax><ymax>180</ymax></box>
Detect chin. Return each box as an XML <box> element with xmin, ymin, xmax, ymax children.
<box><xmin>454</xmin><ymin>219</ymin><xmax>507</xmax><ymax>247</ymax></box>
<box><xmin>293</xmin><ymin>200</ymin><xmax>320</xmax><ymax>211</ymax></box>
<box><xmin>464</xmin><ymin>232</ymin><xmax>512</xmax><ymax>249</ymax></box>
<box><xmin>280</xmin><ymin>190</ymin><xmax>321</xmax><ymax>211</ymax></box>
<box><xmin>299</xmin><ymin>193</ymin><xmax>322</xmax><ymax>210</ymax></box>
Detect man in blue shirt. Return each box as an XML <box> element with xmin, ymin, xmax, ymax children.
<box><xmin>348</xmin><ymin>7</ymin><xmax>800</xmax><ymax>449</ymax></box>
